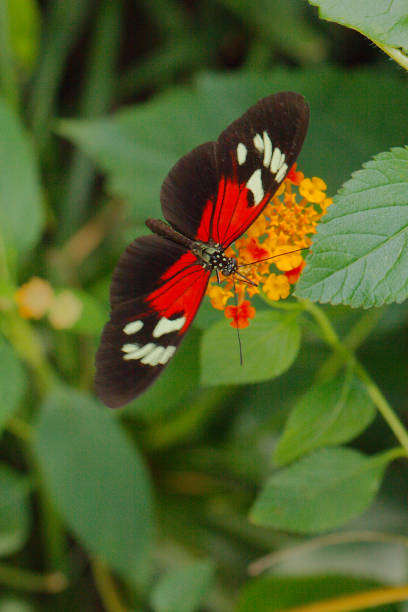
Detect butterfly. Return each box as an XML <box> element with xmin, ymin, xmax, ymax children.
<box><xmin>95</xmin><ymin>92</ymin><xmax>310</xmax><ymax>408</ymax></box>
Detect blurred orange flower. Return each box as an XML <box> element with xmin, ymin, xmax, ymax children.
<box><xmin>15</xmin><ymin>278</ymin><xmax>82</xmax><ymax>329</ymax></box>
<box><xmin>14</xmin><ymin>277</ymin><xmax>54</xmax><ymax>319</ymax></box>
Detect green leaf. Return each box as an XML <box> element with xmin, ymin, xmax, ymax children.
<box><xmin>309</xmin><ymin>0</ymin><xmax>408</xmax><ymax>54</ymax></box>
<box><xmin>274</xmin><ymin>373</ymin><xmax>376</xmax><ymax>466</ymax></box>
<box><xmin>0</xmin><ymin>465</ymin><xmax>30</xmax><ymax>557</ymax></box>
<box><xmin>124</xmin><ymin>328</ymin><xmax>200</xmax><ymax>421</ymax></box>
<box><xmin>66</xmin><ymin>289</ymin><xmax>107</xmax><ymax>335</ymax></box>
<box><xmin>201</xmin><ymin>310</ymin><xmax>301</xmax><ymax>386</ymax></box>
<box><xmin>250</xmin><ymin>448</ymin><xmax>391</xmax><ymax>533</ymax></box>
<box><xmin>0</xmin><ymin>337</ymin><xmax>26</xmax><ymax>436</ymax></box>
<box><xmin>237</xmin><ymin>575</ymin><xmax>397</xmax><ymax>612</ymax></box>
<box><xmin>0</xmin><ymin>98</ymin><xmax>44</xmax><ymax>256</ymax></box>
<box><xmin>33</xmin><ymin>388</ymin><xmax>154</xmax><ymax>582</ymax></box>
<box><xmin>150</xmin><ymin>560</ymin><xmax>215</xmax><ymax>612</ymax></box>
<box><xmin>0</xmin><ymin>598</ymin><xmax>35</xmax><ymax>612</ymax></box>
<box><xmin>296</xmin><ymin>147</ymin><xmax>408</xmax><ymax>308</ymax></box>
<box><xmin>58</xmin><ymin>68</ymin><xmax>408</xmax><ymax>222</ymax></box>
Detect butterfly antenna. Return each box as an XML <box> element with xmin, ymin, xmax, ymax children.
<box><xmin>235</xmin><ymin>270</ymin><xmax>258</xmax><ymax>286</ymax></box>
<box><xmin>233</xmin><ymin>276</ymin><xmax>243</xmax><ymax>366</ymax></box>
<box><xmin>238</xmin><ymin>247</ymin><xmax>308</xmax><ymax>268</ymax></box>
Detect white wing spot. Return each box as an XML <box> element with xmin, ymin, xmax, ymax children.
<box><xmin>141</xmin><ymin>345</ymin><xmax>166</xmax><ymax>366</ymax></box>
<box><xmin>122</xmin><ymin>343</ymin><xmax>155</xmax><ymax>360</ymax></box>
<box><xmin>158</xmin><ymin>345</ymin><xmax>176</xmax><ymax>364</ymax></box>
<box><xmin>246</xmin><ymin>169</ymin><xmax>264</xmax><ymax>205</ymax></box>
<box><xmin>122</xmin><ymin>343</ymin><xmax>140</xmax><ymax>353</ymax></box>
<box><xmin>271</xmin><ymin>147</ymin><xmax>284</xmax><ymax>173</ymax></box>
<box><xmin>153</xmin><ymin>316</ymin><xmax>186</xmax><ymax>338</ymax></box>
<box><xmin>262</xmin><ymin>131</ymin><xmax>273</xmax><ymax>168</ymax></box>
<box><xmin>122</xmin><ymin>341</ymin><xmax>176</xmax><ymax>366</ymax></box>
<box><xmin>276</xmin><ymin>163</ymin><xmax>288</xmax><ymax>183</ymax></box>
<box><xmin>123</xmin><ymin>320</ymin><xmax>143</xmax><ymax>335</ymax></box>
<box><xmin>237</xmin><ymin>143</ymin><xmax>247</xmax><ymax>165</ymax></box>
<box><xmin>253</xmin><ymin>133</ymin><xmax>264</xmax><ymax>154</ymax></box>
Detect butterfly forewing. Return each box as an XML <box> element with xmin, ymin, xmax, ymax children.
<box><xmin>95</xmin><ymin>235</ymin><xmax>209</xmax><ymax>408</ymax></box>
<box><xmin>161</xmin><ymin>92</ymin><xmax>309</xmax><ymax>247</ymax></box>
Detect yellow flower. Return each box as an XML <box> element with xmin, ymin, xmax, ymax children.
<box><xmin>246</xmin><ymin>214</ymin><xmax>269</xmax><ymax>238</ymax></box>
<box><xmin>14</xmin><ymin>277</ymin><xmax>54</xmax><ymax>319</ymax></box>
<box><xmin>299</xmin><ymin>177</ymin><xmax>327</xmax><ymax>204</ymax></box>
<box><xmin>207</xmin><ymin>284</ymin><xmax>234</xmax><ymax>310</ymax></box>
<box><xmin>320</xmin><ymin>197</ymin><xmax>333</xmax><ymax>211</ymax></box>
<box><xmin>263</xmin><ymin>273</ymin><xmax>290</xmax><ymax>301</ymax></box>
<box><xmin>271</xmin><ymin>246</ymin><xmax>304</xmax><ymax>272</ymax></box>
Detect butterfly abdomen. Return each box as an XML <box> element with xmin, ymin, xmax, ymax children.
<box><xmin>145</xmin><ymin>218</ymin><xmax>194</xmax><ymax>250</ymax></box>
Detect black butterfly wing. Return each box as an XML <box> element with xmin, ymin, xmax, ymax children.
<box><xmin>161</xmin><ymin>91</ymin><xmax>309</xmax><ymax>248</ymax></box>
<box><xmin>95</xmin><ymin>235</ymin><xmax>210</xmax><ymax>408</ymax></box>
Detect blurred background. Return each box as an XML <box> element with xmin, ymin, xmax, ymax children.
<box><xmin>0</xmin><ymin>0</ymin><xmax>408</xmax><ymax>611</ymax></box>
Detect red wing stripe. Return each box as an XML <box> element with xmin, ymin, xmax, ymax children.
<box><xmin>217</xmin><ymin>180</ymin><xmax>247</xmax><ymax>246</ymax></box>
<box><xmin>222</xmin><ymin>192</ymin><xmax>271</xmax><ymax>246</ymax></box>
<box><xmin>212</xmin><ymin>174</ymin><xmax>228</xmax><ymax>243</ymax></box>
<box><xmin>147</xmin><ymin>255</ymin><xmax>210</xmax><ymax>332</ymax></box>
<box><xmin>145</xmin><ymin>262</ymin><xmax>201</xmax><ymax>302</ymax></box>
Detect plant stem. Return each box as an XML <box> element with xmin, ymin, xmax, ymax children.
<box><xmin>91</xmin><ymin>558</ymin><xmax>129</xmax><ymax>612</ymax></box>
<box><xmin>0</xmin><ymin>562</ymin><xmax>67</xmax><ymax>593</ymax></box>
<box><xmin>282</xmin><ymin>584</ymin><xmax>408</xmax><ymax>612</ymax></box>
<box><xmin>7</xmin><ymin>416</ymin><xmax>33</xmax><ymax>442</ymax></box>
<box><xmin>0</xmin><ymin>229</ymin><xmax>9</xmax><ymax>283</ymax></box>
<box><xmin>249</xmin><ymin>528</ymin><xmax>408</xmax><ymax>576</ymax></box>
<box><xmin>299</xmin><ymin>299</ymin><xmax>408</xmax><ymax>455</ymax></box>
<box><xmin>144</xmin><ymin>387</ymin><xmax>236</xmax><ymax>450</ymax></box>
<box><xmin>0</xmin><ymin>312</ymin><xmax>57</xmax><ymax>395</ymax></box>
<box><xmin>316</xmin><ymin>307</ymin><xmax>383</xmax><ymax>382</ymax></box>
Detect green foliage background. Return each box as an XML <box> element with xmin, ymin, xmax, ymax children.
<box><xmin>0</xmin><ymin>1</ymin><xmax>408</xmax><ymax>610</ymax></box>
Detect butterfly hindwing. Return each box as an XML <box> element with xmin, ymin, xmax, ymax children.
<box><xmin>95</xmin><ymin>235</ymin><xmax>210</xmax><ymax>407</ymax></box>
<box><xmin>161</xmin><ymin>92</ymin><xmax>309</xmax><ymax>247</ymax></box>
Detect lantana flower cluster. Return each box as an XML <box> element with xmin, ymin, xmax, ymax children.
<box><xmin>206</xmin><ymin>165</ymin><xmax>332</xmax><ymax>328</ymax></box>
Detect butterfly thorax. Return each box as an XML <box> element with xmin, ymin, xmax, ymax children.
<box><xmin>146</xmin><ymin>218</ymin><xmax>237</xmax><ymax>276</ymax></box>
<box><xmin>192</xmin><ymin>242</ymin><xmax>237</xmax><ymax>276</ymax></box>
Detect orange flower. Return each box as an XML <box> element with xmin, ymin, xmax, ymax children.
<box><xmin>205</xmin><ymin>169</ymin><xmax>329</xmax><ymax>326</ymax></box>
<box><xmin>242</xmin><ymin>237</ymin><xmax>270</xmax><ymax>263</ymax></box>
<box><xmin>14</xmin><ymin>277</ymin><xmax>54</xmax><ymax>319</ymax></box>
<box><xmin>225</xmin><ymin>300</ymin><xmax>256</xmax><ymax>329</ymax></box>
<box><xmin>286</xmin><ymin>163</ymin><xmax>304</xmax><ymax>185</ymax></box>
<box><xmin>14</xmin><ymin>277</ymin><xmax>83</xmax><ymax>329</ymax></box>
<box><xmin>285</xmin><ymin>260</ymin><xmax>306</xmax><ymax>284</ymax></box>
